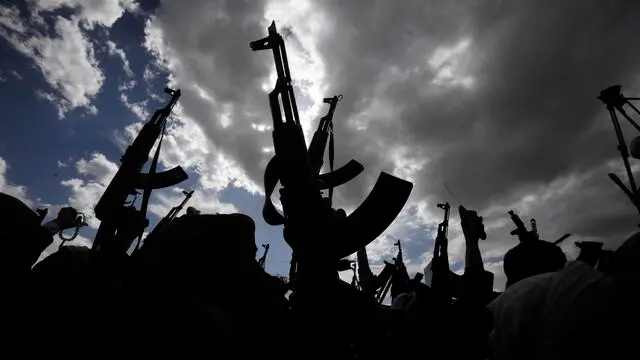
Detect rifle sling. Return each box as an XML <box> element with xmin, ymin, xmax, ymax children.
<box><xmin>328</xmin><ymin>123</ymin><xmax>335</xmax><ymax>206</ymax></box>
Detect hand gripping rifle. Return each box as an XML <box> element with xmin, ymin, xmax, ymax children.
<box><xmin>508</xmin><ymin>210</ymin><xmax>538</xmax><ymax>242</ymax></box>
<box><xmin>92</xmin><ymin>88</ymin><xmax>188</xmax><ymax>255</ymax></box>
<box><xmin>250</xmin><ymin>22</ymin><xmax>413</xmax><ymax>262</ymax></box>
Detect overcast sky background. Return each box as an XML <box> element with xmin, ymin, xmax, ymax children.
<box><xmin>2</xmin><ymin>0</ymin><xmax>640</xmax><ymax>290</ymax></box>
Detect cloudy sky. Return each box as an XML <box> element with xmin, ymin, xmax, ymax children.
<box><xmin>2</xmin><ymin>0</ymin><xmax>640</xmax><ymax>290</ymax></box>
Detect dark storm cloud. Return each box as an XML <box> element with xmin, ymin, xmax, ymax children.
<box><xmin>307</xmin><ymin>0</ymin><xmax>640</xmax><ymax>250</ymax></box>
<box><xmin>149</xmin><ymin>0</ymin><xmax>640</xmax><ymax>268</ymax></box>
<box><xmin>149</xmin><ymin>0</ymin><xmax>273</xmax><ymax>184</ymax></box>
<box><xmin>315</xmin><ymin>0</ymin><xmax>640</xmax><ymax>206</ymax></box>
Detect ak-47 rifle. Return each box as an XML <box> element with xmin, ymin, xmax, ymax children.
<box><xmin>266</xmin><ymin>93</ymin><xmax>361</xmax><ymax>277</ymax></box>
<box><xmin>250</xmin><ymin>22</ymin><xmax>413</xmax><ymax>263</ymax></box>
<box><xmin>307</xmin><ymin>94</ymin><xmax>359</xmax><ymax>205</ymax></box>
<box><xmin>356</xmin><ymin>247</ymin><xmax>376</xmax><ymax>295</ymax></box>
<box><xmin>92</xmin><ymin>88</ymin><xmax>187</xmax><ymax>255</ymax></box>
<box><xmin>391</xmin><ymin>239</ymin><xmax>410</xmax><ymax>300</ymax></box>
<box><xmin>395</xmin><ymin>239</ymin><xmax>404</xmax><ymax>265</ymax></box>
<box><xmin>508</xmin><ymin>210</ymin><xmax>571</xmax><ymax>245</ymax></box>
<box><xmin>145</xmin><ymin>190</ymin><xmax>194</xmax><ymax>241</ymax></box>
<box><xmin>430</xmin><ymin>202</ymin><xmax>451</xmax><ymax>297</ymax></box>
<box><xmin>262</xmin><ymin>92</ymin><xmax>363</xmax><ymax>228</ymax></box>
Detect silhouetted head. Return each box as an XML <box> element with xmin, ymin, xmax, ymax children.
<box><xmin>132</xmin><ymin>213</ymin><xmax>270</xmax><ymax>309</ymax></box>
<box><xmin>32</xmin><ymin>245</ymin><xmax>91</xmax><ymax>278</ymax></box>
<box><xmin>607</xmin><ymin>233</ymin><xmax>640</xmax><ymax>352</ymax></box>
<box><xmin>31</xmin><ymin>245</ymin><xmax>92</xmax><ymax>310</ymax></box>
<box><xmin>503</xmin><ymin>240</ymin><xmax>566</xmax><ymax>288</ymax></box>
<box><xmin>610</xmin><ymin>232</ymin><xmax>640</xmax><ymax>292</ymax></box>
<box><xmin>0</xmin><ymin>192</ymin><xmax>53</xmax><ymax>271</ymax></box>
<box><xmin>138</xmin><ymin>213</ymin><xmax>258</xmax><ymax>275</ymax></box>
<box><xmin>186</xmin><ymin>206</ymin><xmax>201</xmax><ymax>216</ymax></box>
<box><xmin>130</xmin><ymin>214</ymin><xmax>288</xmax><ymax>355</ymax></box>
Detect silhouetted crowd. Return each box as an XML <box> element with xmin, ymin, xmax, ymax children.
<box><xmin>1</xmin><ymin>191</ymin><xmax>638</xmax><ymax>360</ymax></box>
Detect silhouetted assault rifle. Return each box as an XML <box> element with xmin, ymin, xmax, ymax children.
<box><xmin>250</xmin><ymin>22</ymin><xmax>413</xmax><ymax>263</ymax></box>
<box><xmin>390</xmin><ymin>239</ymin><xmax>410</xmax><ymax>300</ymax></box>
<box><xmin>92</xmin><ymin>88</ymin><xmax>187</xmax><ymax>255</ymax></box>
<box><xmin>357</xmin><ymin>247</ymin><xmax>376</xmax><ymax>295</ymax></box>
<box><xmin>144</xmin><ymin>190</ymin><xmax>194</xmax><ymax>240</ymax></box>
<box><xmin>263</xmin><ymin>92</ymin><xmax>360</xmax><ymax>279</ymax></box>
<box><xmin>430</xmin><ymin>202</ymin><xmax>452</xmax><ymax>297</ymax></box>
<box><xmin>508</xmin><ymin>209</ymin><xmax>571</xmax><ymax>244</ymax></box>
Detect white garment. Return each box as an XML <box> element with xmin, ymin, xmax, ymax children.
<box><xmin>487</xmin><ymin>261</ymin><xmax>616</xmax><ymax>360</ymax></box>
<box><xmin>391</xmin><ymin>292</ymin><xmax>417</xmax><ymax>310</ymax></box>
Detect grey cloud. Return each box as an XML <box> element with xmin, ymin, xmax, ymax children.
<box><xmin>315</xmin><ymin>0</ymin><xmax>640</xmax><ymax>205</ymax></box>
<box><xmin>469</xmin><ymin>161</ymin><xmax>640</xmax><ymax>269</ymax></box>
<box><xmin>147</xmin><ymin>0</ymin><xmax>274</xmax><ymax>185</ymax></box>
<box><xmin>311</xmin><ymin>1</ymin><xmax>640</xmax><ymax>249</ymax></box>
<box><xmin>147</xmin><ymin>0</ymin><xmax>640</xmax><ymax>286</ymax></box>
